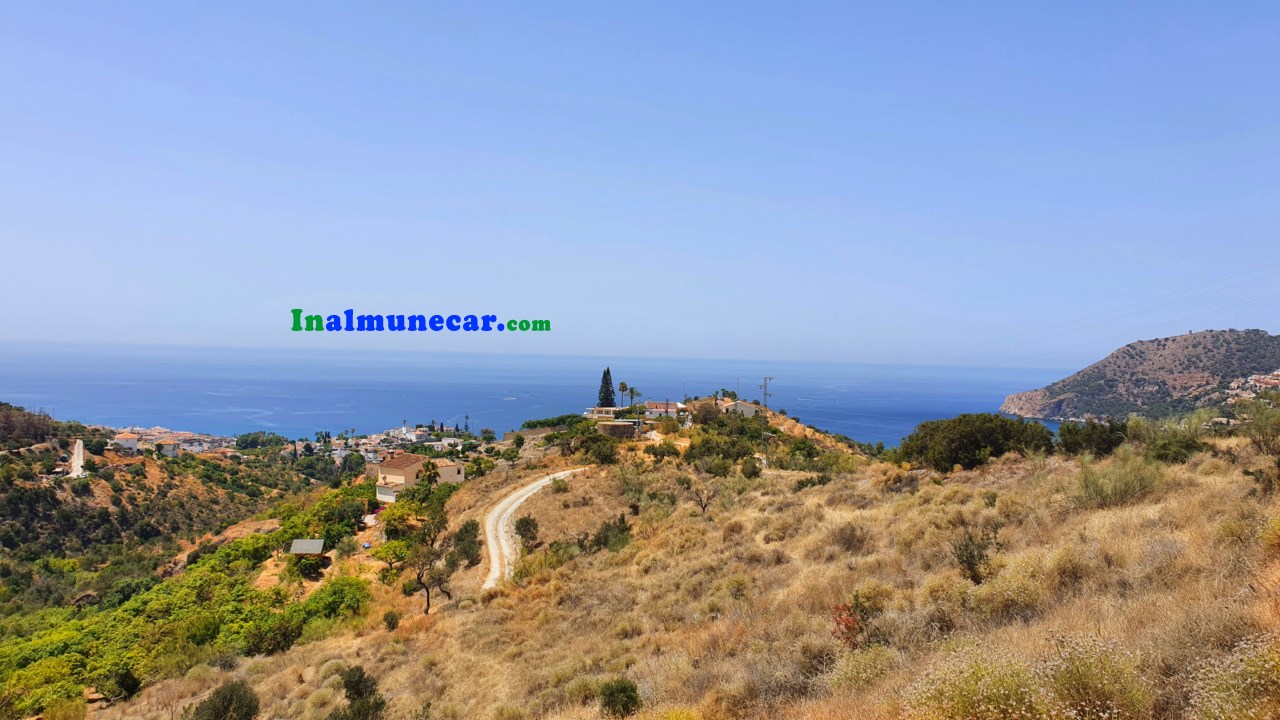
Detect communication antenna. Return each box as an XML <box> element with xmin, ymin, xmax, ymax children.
<box><xmin>759</xmin><ymin>376</ymin><xmax>774</xmax><ymax>409</ymax></box>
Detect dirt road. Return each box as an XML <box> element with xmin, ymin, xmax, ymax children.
<box><xmin>481</xmin><ymin>468</ymin><xmax>585</xmax><ymax>589</ymax></box>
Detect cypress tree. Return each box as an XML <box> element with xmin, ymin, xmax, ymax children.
<box><xmin>598</xmin><ymin>367</ymin><xmax>617</xmax><ymax>407</ymax></box>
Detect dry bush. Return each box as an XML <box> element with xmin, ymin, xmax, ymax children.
<box><xmin>1188</xmin><ymin>634</ymin><xmax>1280</xmax><ymax>720</ymax></box>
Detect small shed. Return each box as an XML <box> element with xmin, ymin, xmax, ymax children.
<box><xmin>290</xmin><ymin>539</ymin><xmax>326</xmax><ymax>556</ymax></box>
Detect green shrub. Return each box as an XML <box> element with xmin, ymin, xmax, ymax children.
<box><xmin>190</xmin><ymin>680</ymin><xmax>260</xmax><ymax>720</ymax></box>
<box><xmin>514</xmin><ymin>515</ymin><xmax>539</xmax><ymax>553</ymax></box>
<box><xmin>1076</xmin><ymin>446</ymin><xmax>1162</xmax><ymax>508</ymax></box>
<box><xmin>898</xmin><ymin>414</ymin><xmax>1054</xmax><ymax>471</ymax></box>
<box><xmin>1145</xmin><ymin>435</ymin><xmax>1206</xmax><ymax>464</ymax></box>
<box><xmin>951</xmin><ymin>525</ymin><xmax>1001</xmax><ymax>584</ymax></box>
<box><xmin>383</xmin><ymin>610</ymin><xmax>401</xmax><ymax>631</ymax></box>
<box><xmin>599</xmin><ymin>677</ymin><xmax>642</xmax><ymax>718</ymax></box>
<box><xmin>550</xmin><ymin>476</ymin><xmax>571</xmax><ymax>493</ymax></box>
<box><xmin>741</xmin><ymin>456</ymin><xmax>761</xmax><ymax>479</ymax></box>
<box><xmin>1058</xmin><ymin>419</ymin><xmax>1128</xmax><ymax>457</ymax></box>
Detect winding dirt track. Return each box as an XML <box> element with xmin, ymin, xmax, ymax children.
<box><xmin>481</xmin><ymin>468</ymin><xmax>585</xmax><ymax>589</ymax></box>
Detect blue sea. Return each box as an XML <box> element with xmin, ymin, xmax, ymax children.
<box><xmin>0</xmin><ymin>344</ymin><xmax>1066</xmax><ymax>446</ymax></box>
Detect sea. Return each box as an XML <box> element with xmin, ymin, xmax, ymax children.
<box><xmin>0</xmin><ymin>344</ymin><xmax>1066</xmax><ymax>446</ymax></box>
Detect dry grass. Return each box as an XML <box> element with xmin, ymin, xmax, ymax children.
<box><xmin>104</xmin><ymin>440</ymin><xmax>1280</xmax><ymax>719</ymax></box>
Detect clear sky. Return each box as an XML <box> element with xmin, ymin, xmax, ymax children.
<box><xmin>2</xmin><ymin>3</ymin><xmax>1276</xmax><ymax>368</ymax></box>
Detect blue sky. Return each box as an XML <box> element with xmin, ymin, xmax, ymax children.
<box><xmin>2</xmin><ymin>3</ymin><xmax>1276</xmax><ymax>367</ymax></box>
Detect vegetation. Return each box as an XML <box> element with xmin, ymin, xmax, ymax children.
<box><xmin>13</xmin><ymin>390</ymin><xmax>1280</xmax><ymax>720</ymax></box>
<box><xmin>1003</xmin><ymin>329</ymin><xmax>1280</xmax><ymax>419</ymax></box>
<box><xmin>894</xmin><ymin>413</ymin><xmax>1054</xmax><ymax>471</ymax></box>
<box><xmin>189</xmin><ymin>680</ymin><xmax>260</xmax><ymax>720</ymax></box>
<box><xmin>598</xmin><ymin>367</ymin><xmax>616</xmax><ymax>408</ymax></box>
<box><xmin>598</xmin><ymin>677</ymin><xmax>641</xmax><ymax>718</ymax></box>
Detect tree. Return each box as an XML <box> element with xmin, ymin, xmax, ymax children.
<box><xmin>514</xmin><ymin>514</ymin><xmax>539</xmax><ymax>552</ymax></box>
<box><xmin>499</xmin><ymin>447</ymin><xmax>520</xmax><ymax>466</ymax></box>
<box><xmin>627</xmin><ymin>385</ymin><xmax>640</xmax><ymax>407</ymax></box>
<box><xmin>371</xmin><ymin>540</ymin><xmax>410</xmax><ymax>572</ymax></box>
<box><xmin>190</xmin><ymin>680</ymin><xmax>260</xmax><ymax>720</ymax></box>
<box><xmin>598</xmin><ymin>367</ymin><xmax>617</xmax><ymax>408</ymax></box>
<box><xmin>416</xmin><ymin>461</ymin><xmax>440</xmax><ymax>486</ymax></box>
<box><xmin>677</xmin><ymin>475</ymin><xmax>722</xmax><ymax>516</ymax></box>
<box><xmin>408</xmin><ymin>539</ymin><xmax>456</xmax><ymax>615</ymax></box>
<box><xmin>513</xmin><ymin>434</ymin><xmax>525</xmax><ymax>450</ymax></box>
<box><xmin>480</xmin><ymin>427</ymin><xmax>496</xmax><ymax>443</ymax></box>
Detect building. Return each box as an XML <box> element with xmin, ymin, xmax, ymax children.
<box><xmin>720</xmin><ymin>400</ymin><xmax>760</xmax><ymax>417</ymax></box>
<box><xmin>112</xmin><ymin>432</ymin><xmax>138</xmax><ymax>452</ymax></box>
<box><xmin>434</xmin><ymin>458</ymin><xmax>465</xmax><ymax>483</ymax></box>
<box><xmin>155</xmin><ymin>438</ymin><xmax>180</xmax><ymax>458</ymax></box>
<box><xmin>585</xmin><ymin>406</ymin><xmax>622</xmax><ymax>420</ymax></box>
<box><xmin>598</xmin><ymin>420</ymin><xmax>643</xmax><ymax>439</ymax></box>
<box><xmin>644</xmin><ymin>401</ymin><xmax>686</xmax><ymax>419</ymax></box>
<box><xmin>290</xmin><ymin>539</ymin><xmax>326</xmax><ymax>556</ymax></box>
<box><xmin>372</xmin><ymin>452</ymin><xmax>437</xmax><ymax>503</ymax></box>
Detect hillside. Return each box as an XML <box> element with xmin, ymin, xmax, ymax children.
<box><xmin>1001</xmin><ymin>329</ymin><xmax>1280</xmax><ymax>420</ymax></box>
<box><xmin>0</xmin><ymin>414</ymin><xmax>316</xmax><ymax>620</ymax></box>
<box><xmin>23</xmin><ymin>399</ymin><xmax>1279</xmax><ymax>720</ymax></box>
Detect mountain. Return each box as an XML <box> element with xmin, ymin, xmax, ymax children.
<box><xmin>1001</xmin><ymin>329</ymin><xmax>1280</xmax><ymax>420</ymax></box>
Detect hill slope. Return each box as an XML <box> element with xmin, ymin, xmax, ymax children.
<box><xmin>1001</xmin><ymin>329</ymin><xmax>1280</xmax><ymax>420</ymax></box>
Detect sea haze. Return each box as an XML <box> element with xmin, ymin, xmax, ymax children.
<box><xmin>0</xmin><ymin>344</ymin><xmax>1066</xmax><ymax>445</ymax></box>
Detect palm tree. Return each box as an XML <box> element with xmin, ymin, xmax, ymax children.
<box><xmin>618</xmin><ymin>382</ymin><xmax>629</xmax><ymax>407</ymax></box>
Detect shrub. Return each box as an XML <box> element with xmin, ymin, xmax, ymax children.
<box><xmin>793</xmin><ymin>473</ymin><xmax>832</xmax><ymax>492</ymax></box>
<box><xmin>1188</xmin><ymin>634</ymin><xmax>1280</xmax><ymax>720</ymax></box>
<box><xmin>644</xmin><ymin>441</ymin><xmax>681</xmax><ymax>462</ymax></box>
<box><xmin>828</xmin><ymin>645</ymin><xmax>899</xmax><ymax>691</ymax></box>
<box><xmin>190</xmin><ymin>680</ymin><xmax>260</xmax><ymax>720</ymax></box>
<box><xmin>971</xmin><ymin>553</ymin><xmax>1046</xmax><ymax>621</ymax></box>
<box><xmin>1058</xmin><ymin>419</ymin><xmax>1128</xmax><ymax>457</ymax></box>
<box><xmin>383</xmin><ymin>610</ymin><xmax>401</xmax><ymax>631</ymax></box>
<box><xmin>826</xmin><ymin>522</ymin><xmax>869</xmax><ymax>555</ymax></box>
<box><xmin>335</xmin><ymin>536</ymin><xmax>358</xmax><ymax>558</ymax></box>
<box><xmin>1145</xmin><ymin>435</ymin><xmax>1206</xmax><ymax>464</ymax></box>
<box><xmin>741</xmin><ymin>456</ymin><xmax>761</xmax><ymax>479</ymax></box>
<box><xmin>514</xmin><ymin>515</ymin><xmax>539</xmax><ymax>553</ymax></box>
<box><xmin>898</xmin><ymin>414</ymin><xmax>1054</xmax><ymax>471</ymax></box>
<box><xmin>330</xmin><ymin>665</ymin><xmax>387</xmax><ymax>720</ymax></box>
<box><xmin>1041</xmin><ymin>635</ymin><xmax>1153</xmax><ymax>720</ymax></box>
<box><xmin>550</xmin><ymin>477</ymin><xmax>570</xmax><ymax>493</ymax></box>
<box><xmin>832</xmin><ymin>591</ymin><xmax>884</xmax><ymax>650</ymax></box>
<box><xmin>1076</xmin><ymin>446</ymin><xmax>1162</xmax><ymax>508</ymax></box>
<box><xmin>599</xmin><ymin>677</ymin><xmax>642</xmax><ymax>718</ymax></box>
<box><xmin>903</xmin><ymin>647</ymin><xmax>1054</xmax><ymax>720</ymax></box>
<box><xmin>951</xmin><ymin>525</ymin><xmax>1001</xmax><ymax>584</ymax></box>
<box><xmin>451</xmin><ymin>519</ymin><xmax>482</xmax><ymax>567</ymax></box>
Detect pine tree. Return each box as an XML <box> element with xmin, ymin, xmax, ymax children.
<box><xmin>598</xmin><ymin>367</ymin><xmax>616</xmax><ymax>407</ymax></box>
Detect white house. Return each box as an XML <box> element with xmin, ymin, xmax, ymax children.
<box><xmin>645</xmin><ymin>401</ymin><xmax>686</xmax><ymax>419</ymax></box>
<box><xmin>155</xmin><ymin>438</ymin><xmax>179</xmax><ymax>458</ymax></box>
<box><xmin>721</xmin><ymin>400</ymin><xmax>760</xmax><ymax>417</ymax></box>
<box><xmin>113</xmin><ymin>432</ymin><xmax>139</xmax><ymax>453</ymax></box>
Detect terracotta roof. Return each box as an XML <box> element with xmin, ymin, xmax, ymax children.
<box><xmin>378</xmin><ymin>453</ymin><xmax>429</xmax><ymax>470</ymax></box>
<box><xmin>114</xmin><ymin>432</ymin><xmax>138</xmax><ymax>439</ymax></box>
